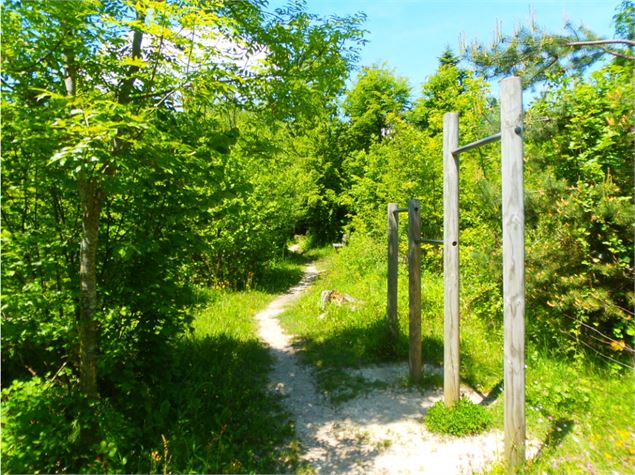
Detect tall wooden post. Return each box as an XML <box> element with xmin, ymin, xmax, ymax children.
<box><xmin>443</xmin><ymin>112</ymin><xmax>460</xmax><ymax>407</ymax></box>
<box><xmin>387</xmin><ymin>203</ymin><xmax>399</xmax><ymax>343</ymax></box>
<box><xmin>408</xmin><ymin>199</ymin><xmax>422</xmax><ymax>383</ymax></box>
<box><xmin>500</xmin><ymin>76</ymin><xmax>526</xmax><ymax>472</ymax></box>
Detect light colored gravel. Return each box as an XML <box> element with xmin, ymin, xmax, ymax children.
<box><xmin>255</xmin><ymin>263</ymin><xmax>537</xmax><ymax>474</ymax></box>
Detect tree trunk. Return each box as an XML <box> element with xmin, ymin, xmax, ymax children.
<box><xmin>67</xmin><ymin>3</ymin><xmax>144</xmax><ymax>402</ymax></box>
<box><xmin>78</xmin><ymin>176</ymin><xmax>104</xmax><ymax>400</ymax></box>
<box><xmin>61</xmin><ymin>27</ymin><xmax>97</xmax><ymax>399</ymax></box>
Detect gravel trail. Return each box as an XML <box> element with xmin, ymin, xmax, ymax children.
<box><xmin>255</xmin><ymin>263</ymin><xmax>534</xmax><ymax>474</ymax></box>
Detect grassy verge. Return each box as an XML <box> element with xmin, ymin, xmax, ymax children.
<box><xmin>146</xmin><ymin>254</ymin><xmax>313</xmax><ymax>473</ymax></box>
<box><xmin>279</xmin><ymin>236</ymin><xmax>503</xmax><ymax>397</ymax></box>
<box><xmin>279</xmin><ymin>239</ymin><xmax>402</xmax><ymax>402</ymax></box>
<box><xmin>1</xmin><ymin>254</ymin><xmax>309</xmax><ymax>474</ymax></box>
<box><xmin>279</xmin><ymin>234</ymin><xmax>635</xmax><ymax>474</ymax></box>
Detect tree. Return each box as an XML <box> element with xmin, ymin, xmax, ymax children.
<box><xmin>462</xmin><ymin>1</ymin><xmax>634</xmax><ymax>87</ymax></box>
<box><xmin>342</xmin><ymin>64</ymin><xmax>411</xmax><ymax>152</ymax></box>
<box><xmin>408</xmin><ymin>53</ymin><xmax>489</xmax><ymax>138</ymax></box>
<box><xmin>1</xmin><ymin>0</ymin><xmax>365</xmax><ymax>403</ymax></box>
<box><xmin>522</xmin><ymin>61</ymin><xmax>634</xmax><ymax>357</ymax></box>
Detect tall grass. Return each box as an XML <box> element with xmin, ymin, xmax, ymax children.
<box><xmin>155</xmin><ymin>288</ymin><xmax>296</xmax><ymax>474</ymax></box>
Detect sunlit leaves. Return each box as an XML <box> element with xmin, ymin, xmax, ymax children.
<box><xmin>522</xmin><ymin>61</ymin><xmax>633</xmax><ymax>361</ymax></box>
<box><xmin>342</xmin><ymin>64</ymin><xmax>410</xmax><ymax>152</ymax></box>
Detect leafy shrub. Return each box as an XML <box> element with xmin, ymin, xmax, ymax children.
<box><xmin>1</xmin><ymin>376</ymin><xmax>131</xmax><ymax>474</ymax></box>
<box><xmin>424</xmin><ymin>396</ymin><xmax>492</xmax><ymax>436</ymax></box>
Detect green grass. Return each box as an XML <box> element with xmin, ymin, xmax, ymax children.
<box><xmin>425</xmin><ymin>396</ymin><xmax>493</xmax><ymax>436</ymax></box>
<box><xmin>0</xmin><ymin>252</ymin><xmax>311</xmax><ymax>474</ymax></box>
<box><xmin>279</xmin><ymin>234</ymin><xmax>635</xmax><ymax>474</ymax></box>
<box><xmin>519</xmin><ymin>355</ymin><xmax>635</xmax><ymax>474</ymax></box>
<box><xmin>5</xmin><ymin>236</ymin><xmax>631</xmax><ymax>473</ymax></box>
<box><xmin>190</xmin><ymin>288</ymin><xmax>278</xmax><ymax>339</ymax></box>
<box><xmin>152</xmin><ymin>255</ymin><xmax>314</xmax><ymax>473</ymax></box>
<box><xmin>278</xmin><ymin>236</ymin><xmax>503</xmax><ymax>397</ymax></box>
<box><xmin>158</xmin><ymin>290</ymin><xmax>294</xmax><ymax>473</ymax></box>
<box><xmin>279</xmin><ymin>239</ymin><xmax>396</xmax><ymax>365</ymax></box>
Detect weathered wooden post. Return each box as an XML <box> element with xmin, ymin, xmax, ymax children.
<box><xmin>408</xmin><ymin>199</ymin><xmax>422</xmax><ymax>383</ymax></box>
<box><xmin>500</xmin><ymin>76</ymin><xmax>526</xmax><ymax>472</ymax></box>
<box><xmin>443</xmin><ymin>112</ymin><xmax>460</xmax><ymax>407</ymax></box>
<box><xmin>387</xmin><ymin>203</ymin><xmax>399</xmax><ymax>343</ymax></box>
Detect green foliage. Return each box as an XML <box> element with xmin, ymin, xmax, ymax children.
<box><xmin>278</xmin><ymin>234</ymin><xmax>504</xmax><ymax>398</ymax></box>
<box><xmin>523</xmin><ymin>62</ymin><xmax>634</xmax><ymax>363</ymax></box>
<box><xmin>463</xmin><ymin>2</ymin><xmax>634</xmax><ymax>87</ymax></box>
<box><xmin>283</xmin><ymin>249</ymin><xmax>633</xmax><ymax>474</ymax></box>
<box><xmin>257</xmin><ymin>3</ymin><xmax>366</xmax><ymax>122</ymax></box>
<box><xmin>613</xmin><ymin>1</ymin><xmax>635</xmax><ymax>41</ymax></box>
<box><xmin>1</xmin><ymin>0</ymin><xmax>366</xmax><ymax>470</ymax></box>
<box><xmin>1</xmin><ymin>263</ymin><xmax>306</xmax><ymax>474</ymax></box>
<box><xmin>523</xmin><ymin>354</ymin><xmax>635</xmax><ymax>475</ymax></box>
<box><xmin>280</xmin><ymin>238</ymin><xmax>396</xmax><ymax>372</ymax></box>
<box><xmin>409</xmin><ymin>60</ymin><xmax>490</xmax><ymax>136</ymax></box>
<box><xmin>0</xmin><ymin>0</ymin><xmax>365</xmax><ymax>371</ymax></box>
<box><xmin>424</xmin><ymin>397</ymin><xmax>493</xmax><ymax>437</ymax></box>
<box><xmin>344</xmin><ymin>61</ymin><xmax>492</xmax><ymax>242</ymax></box>
<box><xmin>1</xmin><ymin>375</ymin><xmax>131</xmax><ymax>474</ymax></box>
<box><xmin>3</xmin><ymin>0</ymin><xmax>634</xmax><ymax>472</ymax></box>
<box><xmin>347</xmin><ymin>115</ymin><xmax>441</xmax><ymax>238</ymax></box>
<box><xmin>342</xmin><ymin>64</ymin><xmax>411</xmax><ymax>152</ymax></box>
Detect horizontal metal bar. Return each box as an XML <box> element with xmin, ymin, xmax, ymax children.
<box><xmin>393</xmin><ymin>207</ymin><xmax>408</xmax><ymax>213</ymax></box>
<box><xmin>414</xmin><ymin>238</ymin><xmax>443</xmax><ymax>245</ymax></box>
<box><xmin>452</xmin><ymin>132</ymin><xmax>501</xmax><ymax>155</ymax></box>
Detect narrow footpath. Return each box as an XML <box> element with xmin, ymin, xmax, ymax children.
<box><xmin>255</xmin><ymin>263</ymin><xmax>533</xmax><ymax>474</ymax></box>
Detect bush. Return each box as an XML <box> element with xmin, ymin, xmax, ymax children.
<box><xmin>424</xmin><ymin>396</ymin><xmax>492</xmax><ymax>436</ymax></box>
<box><xmin>1</xmin><ymin>376</ymin><xmax>131</xmax><ymax>474</ymax></box>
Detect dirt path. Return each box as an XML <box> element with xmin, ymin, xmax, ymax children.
<box><xmin>255</xmin><ymin>263</ymin><xmax>533</xmax><ymax>474</ymax></box>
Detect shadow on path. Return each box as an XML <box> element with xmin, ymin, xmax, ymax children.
<box><xmin>255</xmin><ymin>263</ymin><xmax>523</xmax><ymax>475</ymax></box>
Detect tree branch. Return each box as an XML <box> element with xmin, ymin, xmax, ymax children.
<box><xmin>598</xmin><ymin>47</ymin><xmax>635</xmax><ymax>60</ymax></box>
<box><xmin>567</xmin><ymin>39</ymin><xmax>635</xmax><ymax>61</ymax></box>
<box><xmin>567</xmin><ymin>39</ymin><xmax>635</xmax><ymax>47</ymax></box>
<box><xmin>118</xmin><ymin>11</ymin><xmax>146</xmax><ymax>105</ymax></box>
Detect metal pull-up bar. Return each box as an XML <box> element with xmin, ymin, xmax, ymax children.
<box><xmin>443</xmin><ymin>76</ymin><xmax>525</xmax><ymax>473</ymax></box>
<box><xmin>451</xmin><ymin>132</ymin><xmax>501</xmax><ymax>155</ymax></box>
<box><xmin>386</xmin><ymin>76</ymin><xmax>526</xmax><ymax>474</ymax></box>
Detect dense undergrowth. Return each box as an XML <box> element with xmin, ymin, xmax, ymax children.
<box><xmin>279</xmin><ymin>237</ymin><xmax>635</xmax><ymax>474</ymax></box>
<box><xmin>1</xmin><ymin>256</ymin><xmax>308</xmax><ymax>474</ymax></box>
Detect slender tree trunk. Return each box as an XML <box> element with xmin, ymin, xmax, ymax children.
<box><xmin>78</xmin><ymin>176</ymin><xmax>104</xmax><ymax>400</ymax></box>
<box><xmin>66</xmin><ymin>4</ymin><xmax>144</xmax><ymax>401</ymax></box>
<box><xmin>62</xmin><ymin>31</ymin><xmax>103</xmax><ymax>401</ymax></box>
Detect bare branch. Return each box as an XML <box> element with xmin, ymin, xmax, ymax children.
<box><xmin>118</xmin><ymin>10</ymin><xmax>146</xmax><ymax>105</ymax></box>
<box><xmin>597</xmin><ymin>46</ymin><xmax>635</xmax><ymax>61</ymax></box>
<box><xmin>567</xmin><ymin>39</ymin><xmax>635</xmax><ymax>47</ymax></box>
<box><xmin>567</xmin><ymin>39</ymin><xmax>635</xmax><ymax>61</ymax></box>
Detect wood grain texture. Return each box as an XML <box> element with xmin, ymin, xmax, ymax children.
<box><xmin>387</xmin><ymin>203</ymin><xmax>399</xmax><ymax>344</ymax></box>
<box><xmin>408</xmin><ymin>199</ymin><xmax>422</xmax><ymax>383</ymax></box>
<box><xmin>443</xmin><ymin>112</ymin><xmax>460</xmax><ymax>407</ymax></box>
<box><xmin>500</xmin><ymin>76</ymin><xmax>526</xmax><ymax>472</ymax></box>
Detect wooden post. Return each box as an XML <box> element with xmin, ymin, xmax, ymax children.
<box><xmin>443</xmin><ymin>112</ymin><xmax>460</xmax><ymax>407</ymax></box>
<box><xmin>387</xmin><ymin>203</ymin><xmax>399</xmax><ymax>343</ymax></box>
<box><xmin>408</xmin><ymin>199</ymin><xmax>422</xmax><ymax>383</ymax></box>
<box><xmin>500</xmin><ymin>76</ymin><xmax>526</xmax><ymax>472</ymax></box>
